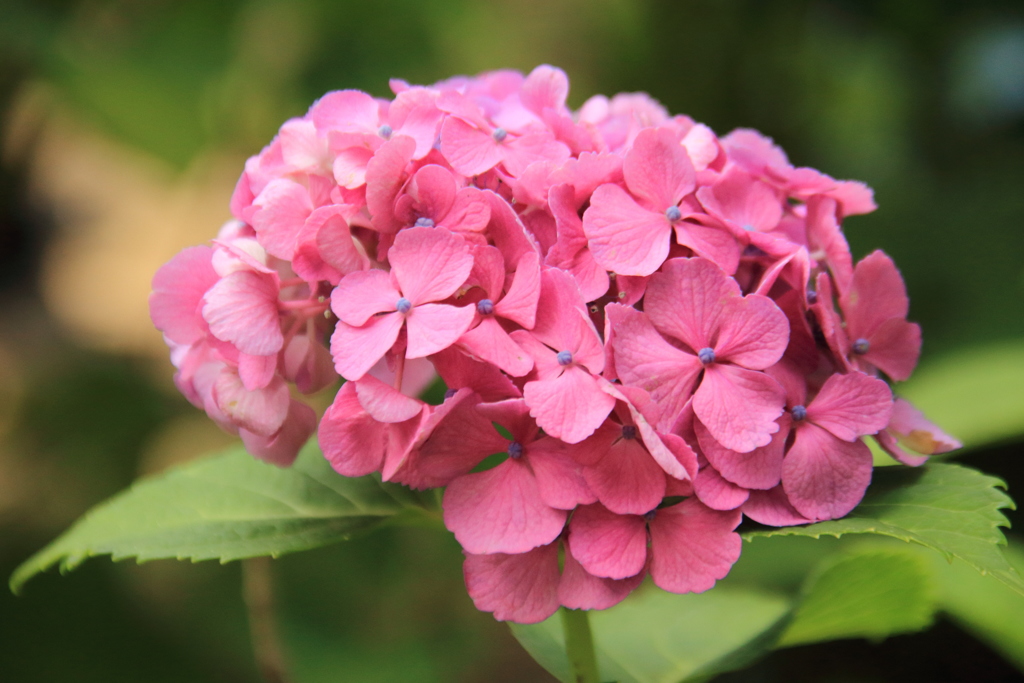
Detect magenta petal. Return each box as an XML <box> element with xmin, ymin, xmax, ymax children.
<box><xmin>559</xmin><ymin>550</ymin><xmax>644</xmax><ymax>611</ymax></box>
<box><xmin>389</xmin><ymin>227</ymin><xmax>473</xmax><ymax>305</ymax></box>
<box><xmin>331</xmin><ymin>269</ymin><xmax>402</xmax><ymax>326</ymax></box>
<box><xmin>568</xmin><ymin>504</ymin><xmax>648</xmax><ymax>580</ymax></box>
<box><xmin>440</xmin><ymin>117</ymin><xmax>503</xmax><ymax>176</ymax></box>
<box><xmin>693</xmin><ymin>364</ymin><xmax>784</xmax><ymax>453</ymax></box>
<box><xmin>807</xmin><ymin>371</ymin><xmax>893</xmax><ymax>441</ymax></box>
<box><xmin>584</xmin><ymin>435</ymin><xmax>666</xmax><ymax>515</ymax></box>
<box><xmin>463</xmin><ymin>543</ymin><xmax>561</xmax><ymax>624</ymax></box>
<box><xmin>645</xmin><ymin>257</ymin><xmax>741</xmax><ymax>352</ymax></box>
<box><xmin>583</xmin><ymin>183</ymin><xmax>671</xmax><ymax>277</ymax></box>
<box><xmin>458</xmin><ymin>317</ymin><xmax>534</xmax><ymax>377</ymax></box>
<box><xmin>713</xmin><ymin>295</ymin><xmax>790</xmax><ymax>370</ymax></box>
<box><xmin>648</xmin><ymin>498</ymin><xmax>742</xmax><ymax>594</ymax></box>
<box><xmin>523</xmin><ymin>366</ymin><xmax>616</xmax><ymax>445</ymax></box>
<box><xmin>782</xmin><ymin>423</ymin><xmax>873</xmax><ymax>521</ymax></box>
<box><xmin>406</xmin><ymin>303</ymin><xmax>476</xmax><ymax>359</ymax></box>
<box><xmin>694</xmin><ymin>466</ymin><xmax>750</xmax><ymax>510</ymax></box>
<box><xmin>443</xmin><ymin>459</ymin><xmax>567</xmax><ymax>555</ymax></box>
<box><xmin>623</xmin><ymin>128</ymin><xmax>696</xmax><ymax>209</ymax></box>
<box><xmin>150</xmin><ymin>246</ymin><xmax>218</xmax><ymax>345</ymax></box>
<box><xmin>202</xmin><ymin>271</ymin><xmax>283</xmax><ymax>356</ymax></box>
<box><xmin>696</xmin><ymin>416</ymin><xmax>787</xmax><ymax>490</ymax></box>
<box><xmin>329</xmin><ymin>312</ymin><xmax>404</xmax><ymax>381</ymax></box>
<box><xmin>742</xmin><ymin>486</ymin><xmax>812</xmax><ymax>526</ymax></box>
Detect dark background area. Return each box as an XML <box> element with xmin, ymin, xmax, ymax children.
<box><xmin>1</xmin><ymin>1</ymin><xmax>1022</xmax><ymax>681</ymax></box>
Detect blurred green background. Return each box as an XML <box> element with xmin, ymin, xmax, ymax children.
<box><xmin>1</xmin><ymin>1</ymin><xmax>1023</xmax><ymax>681</ymax></box>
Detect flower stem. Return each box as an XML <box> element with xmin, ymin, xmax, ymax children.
<box><xmin>561</xmin><ymin>607</ymin><xmax>600</xmax><ymax>683</ymax></box>
<box><xmin>242</xmin><ymin>557</ymin><xmax>292</xmax><ymax>683</ymax></box>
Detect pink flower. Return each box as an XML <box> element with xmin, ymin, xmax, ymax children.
<box><xmin>877</xmin><ymin>397</ymin><xmax>961</xmax><ymax>466</ymax></box>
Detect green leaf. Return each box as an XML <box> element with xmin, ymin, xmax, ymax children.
<box><xmin>510</xmin><ymin>586</ymin><xmax>791</xmax><ymax>683</ymax></box>
<box><xmin>778</xmin><ymin>546</ymin><xmax>936</xmax><ymax>647</ymax></box>
<box><xmin>743</xmin><ymin>463</ymin><xmax>1023</xmax><ymax>595</ymax></box>
<box><xmin>10</xmin><ymin>441</ymin><xmax>429</xmax><ymax>593</ymax></box>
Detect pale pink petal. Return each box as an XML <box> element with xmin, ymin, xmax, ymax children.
<box><xmin>742</xmin><ymin>486</ymin><xmax>812</xmax><ymax>526</ymax></box>
<box><xmin>278</xmin><ymin>119</ymin><xmax>328</xmax><ymax>173</ymax></box>
<box><xmin>440</xmin><ymin>117</ymin><xmax>503</xmax><ymax>176</ymax></box>
<box><xmin>443</xmin><ymin>459</ymin><xmax>567</xmax><ymax>554</ymax></box>
<box><xmin>310</xmin><ymin>90</ymin><xmax>379</xmax><ymax>134</ymax></box>
<box><xmin>240</xmin><ymin>399</ymin><xmax>317</xmax><ymax>467</ymax></box>
<box><xmin>406</xmin><ymin>303</ymin><xmax>476</xmax><ymax>359</ymax></box>
<box><xmin>212</xmin><ymin>370</ymin><xmax>290</xmax><ymax>437</ymax></box>
<box><xmin>648</xmin><ymin>498</ymin><xmax>742</xmax><ymax>594</ymax></box>
<box><xmin>623</xmin><ymin>127</ymin><xmax>696</xmax><ymax>209</ymax></box>
<box><xmin>645</xmin><ymin>257</ymin><xmax>741</xmax><ymax>352</ymax></box>
<box><xmin>501</xmin><ymin>133</ymin><xmax>571</xmax><ymax>177</ymax></box>
<box><xmin>523</xmin><ymin>366</ymin><xmax>616</xmax><ymax>445</ymax></box>
<box><xmin>782</xmin><ymin>423</ymin><xmax>874</xmax><ymax>521</ymax></box>
<box><xmin>458</xmin><ymin>317</ymin><xmax>534</xmax><ymax>376</ymax></box>
<box><xmin>693</xmin><ymin>364</ymin><xmax>784</xmax><ymax>453</ymax></box>
<box><xmin>807</xmin><ymin>371</ymin><xmax>893</xmax><ymax>441</ymax></box>
<box><xmin>876</xmin><ymin>431</ymin><xmax>930</xmax><ymax>467</ymax></box>
<box><xmin>681</xmin><ymin>123</ymin><xmax>720</xmax><ymax>171</ymax></box>
<box><xmin>310</xmin><ymin>205</ymin><xmax>369</xmax><ymax>275</ymax></box>
<box><xmin>887</xmin><ymin>397</ymin><xmax>961</xmax><ymax>455</ymax></box>
<box><xmin>390</xmin><ymin>227</ymin><xmax>474</xmax><ymax>305</ymax></box>
<box><xmin>282</xmin><ymin>333</ymin><xmax>336</xmax><ymax>394</ymax></box>
<box><xmin>568</xmin><ymin>504</ymin><xmax>648</xmax><ymax>580</ymax></box>
<box><xmin>695</xmin><ymin>416</ymin><xmax>787</xmax><ymax>490</ymax></box>
<box><xmin>365</xmin><ymin>135</ymin><xmax>416</xmax><ymax>233</ymax></box>
<box><xmin>329</xmin><ymin>313</ymin><xmax>404</xmax><ymax>381</ymax></box>
<box><xmin>251</xmin><ymin>178</ymin><xmax>313</xmax><ymax>260</ymax></box>
<box><xmin>694</xmin><ymin>465</ymin><xmax>750</xmax><ymax>510</ymax></box>
<box><xmin>583</xmin><ymin>183</ymin><xmax>672</xmax><ymax>277</ymax></box>
<box><xmin>390</xmin><ymin>97</ymin><xmax>442</xmax><ymax>159</ymax></box>
<box><xmin>559</xmin><ymin>550</ymin><xmax>644</xmax><ymax>611</ymax></box>
<box><xmin>354</xmin><ymin>374</ymin><xmax>423</xmax><ymax>423</ymax></box>
<box><xmin>202</xmin><ymin>271</ymin><xmax>283</xmax><ymax>356</ymax></box>
<box><xmin>332</xmin><ymin>146</ymin><xmax>375</xmax><ymax>189</ymax></box>
<box><xmin>463</xmin><ymin>543</ymin><xmax>561</xmax><ymax>624</ymax></box>
<box><xmin>439</xmin><ymin>187</ymin><xmax>491</xmax><ymax>234</ymax></box>
<box><xmin>150</xmin><ymin>246</ymin><xmax>219</xmax><ymax>345</ymax></box>
<box><xmin>330</xmin><ymin>269</ymin><xmax>402</xmax><ymax>326</ymax></box>
<box><xmin>583</xmin><ymin>432</ymin><xmax>666</xmax><ymax>515</ymax></box>
<box><xmin>521</xmin><ymin>65</ymin><xmax>569</xmax><ymax>115</ymax></box>
<box><xmin>238</xmin><ymin>352</ymin><xmax>277</xmax><ymax>391</ymax></box>
<box><xmin>494</xmin><ymin>251</ymin><xmax>541</xmax><ymax>329</ymax></box>
<box><xmin>713</xmin><ymin>294</ymin><xmax>789</xmax><ymax>370</ymax></box>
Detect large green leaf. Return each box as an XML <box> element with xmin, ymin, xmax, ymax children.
<box><xmin>510</xmin><ymin>586</ymin><xmax>792</xmax><ymax>683</ymax></box>
<box><xmin>10</xmin><ymin>441</ymin><xmax>430</xmax><ymax>593</ymax></box>
<box><xmin>743</xmin><ymin>463</ymin><xmax>1023</xmax><ymax>595</ymax></box>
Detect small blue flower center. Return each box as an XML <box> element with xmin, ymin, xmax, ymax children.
<box><xmin>414</xmin><ymin>217</ymin><xmax>434</xmax><ymax>228</ymax></box>
<box><xmin>791</xmin><ymin>405</ymin><xmax>808</xmax><ymax>421</ymax></box>
<box><xmin>698</xmin><ymin>347</ymin><xmax>716</xmax><ymax>365</ymax></box>
<box><xmin>492</xmin><ymin>127</ymin><xmax>508</xmax><ymax>143</ymax></box>
<box><xmin>807</xmin><ymin>290</ymin><xmax>819</xmax><ymax>305</ymax></box>
<box><xmin>622</xmin><ymin>425</ymin><xmax>637</xmax><ymax>440</ymax></box>
<box><xmin>444</xmin><ymin>388</ymin><xmax>458</xmax><ymax>400</ymax></box>
<box><xmin>852</xmin><ymin>338</ymin><xmax>871</xmax><ymax>355</ymax></box>
<box><xmin>742</xmin><ymin>223</ymin><xmax>755</xmax><ymax>232</ymax></box>
<box><xmin>378</xmin><ymin>124</ymin><xmax>393</xmax><ymax>139</ymax></box>
<box><xmin>643</xmin><ymin>509</ymin><xmax>657</xmax><ymax>522</ymax></box>
<box><xmin>476</xmin><ymin>299</ymin><xmax>495</xmax><ymax>315</ymax></box>
<box><xmin>665</xmin><ymin>205</ymin><xmax>682</xmax><ymax>222</ymax></box>
<box><xmin>507</xmin><ymin>441</ymin><xmax>524</xmax><ymax>459</ymax></box>
<box><xmin>556</xmin><ymin>350</ymin><xmax>573</xmax><ymax>366</ymax></box>
<box><xmin>395</xmin><ymin>297</ymin><xmax>412</xmax><ymax>314</ymax></box>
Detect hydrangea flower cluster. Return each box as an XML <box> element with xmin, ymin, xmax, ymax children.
<box><xmin>150</xmin><ymin>66</ymin><xmax>960</xmax><ymax>624</ymax></box>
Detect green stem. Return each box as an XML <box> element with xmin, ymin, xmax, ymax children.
<box><xmin>242</xmin><ymin>557</ymin><xmax>292</xmax><ymax>683</ymax></box>
<box><xmin>561</xmin><ymin>607</ymin><xmax>600</xmax><ymax>683</ymax></box>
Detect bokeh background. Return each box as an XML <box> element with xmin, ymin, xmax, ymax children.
<box><xmin>2</xmin><ymin>1</ymin><xmax>1023</xmax><ymax>681</ymax></box>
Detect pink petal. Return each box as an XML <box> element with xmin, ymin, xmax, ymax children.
<box><xmin>329</xmin><ymin>312</ymin><xmax>404</xmax><ymax>381</ymax></box>
<box><xmin>693</xmin><ymin>364</ymin><xmax>784</xmax><ymax>453</ymax></box>
<box><xmin>202</xmin><ymin>271</ymin><xmax>283</xmax><ymax>356</ymax></box>
<box><xmin>807</xmin><ymin>371</ymin><xmax>893</xmax><ymax>441</ymax></box>
<box><xmin>713</xmin><ymin>294</ymin><xmax>789</xmax><ymax>370</ymax></box>
<box><xmin>842</xmin><ymin>250</ymin><xmax>910</xmax><ymax>339</ymax></box>
<box><xmin>648</xmin><ymin>498</ymin><xmax>742</xmax><ymax>594</ymax></box>
<box><xmin>332</xmin><ymin>146</ymin><xmax>375</xmax><ymax>189</ymax></box>
<box><xmin>782</xmin><ymin>423</ymin><xmax>873</xmax><ymax>521</ymax></box>
<box><xmin>547</xmin><ymin>184</ymin><xmax>609</xmax><ymax>303</ymax></box>
<box><xmin>583</xmin><ymin>183</ymin><xmax>672</xmax><ymax>277</ymax></box>
<box><xmin>644</xmin><ymin>257</ymin><xmax>741</xmax><ymax>352</ymax></box>
<box><xmin>583</xmin><ymin>426</ymin><xmax>666</xmax><ymax>515</ymax></box>
<box><xmin>439</xmin><ymin>187</ymin><xmax>492</xmax><ymax>234</ymax></box>
<box><xmin>458</xmin><ymin>317</ymin><xmax>534</xmax><ymax>376</ymax></box>
<box><xmin>212</xmin><ymin>370</ymin><xmax>290</xmax><ymax>437</ymax></box>
<box><xmin>876</xmin><ymin>431</ymin><xmax>930</xmax><ymax>468</ymax></box>
<box><xmin>559</xmin><ymin>549</ymin><xmax>644</xmax><ymax>611</ymax></box>
<box><xmin>494</xmin><ymin>251</ymin><xmax>541</xmax><ymax>329</ymax></box>
<box><xmin>806</xmin><ymin>197</ymin><xmax>853</xmax><ymax>294</ymax></box>
<box><xmin>389</xmin><ymin>227</ymin><xmax>473</xmax><ymax>305</ymax></box>
<box><xmin>310</xmin><ymin>89</ymin><xmax>379</xmax><ymax>134</ymax></box>
<box><xmin>354</xmin><ymin>374</ymin><xmax>423</xmax><ymax>423</ymax></box>
<box><xmin>696</xmin><ymin>166</ymin><xmax>781</xmax><ymax>232</ymax></box>
<box><xmin>521</xmin><ymin>65</ymin><xmax>569</xmax><ymax>115</ymax></box>
<box><xmin>568</xmin><ymin>504</ymin><xmax>648</xmax><ymax>579</ymax></box>
<box><xmin>529</xmin><ymin>442</ymin><xmax>597</xmax><ymax>510</ymax></box>
<box><xmin>251</xmin><ymin>178</ymin><xmax>313</xmax><ymax>260</ymax></box>
<box><xmin>888</xmin><ymin>397</ymin><xmax>961</xmax><ymax>455</ymax></box>
<box><xmin>742</xmin><ymin>486</ymin><xmax>812</xmax><ymax>526</ymax></box>
<box><xmin>463</xmin><ymin>543</ymin><xmax>561</xmax><ymax>624</ymax></box>
<box><xmin>443</xmin><ymin>459</ymin><xmax>567</xmax><ymax>555</ymax></box>
<box><xmin>393</xmin><ymin>102</ymin><xmax>443</xmax><ymax>160</ymax></box>
<box><xmin>601</xmin><ymin>381</ymin><xmax>695</xmax><ymax>480</ymax></box>
<box><xmin>406</xmin><ymin>303</ymin><xmax>476</xmax><ymax>359</ymax></box>
<box><xmin>681</xmin><ymin>123</ymin><xmax>721</xmax><ymax>171</ymax></box>
<box><xmin>405</xmin><ymin>164</ymin><xmax>457</xmax><ymax>223</ymax></box>
<box><xmin>485</xmin><ymin>190</ymin><xmax>539</xmax><ymax>272</ymax></box>
<box><xmin>673</xmin><ymin>221</ymin><xmax>741</xmax><ymax>275</ymax></box>
<box><xmin>240</xmin><ymin>399</ymin><xmax>317</xmax><ymax>467</ymax></box>
<box><xmin>430</xmin><ymin>346</ymin><xmax>522</xmax><ymax>402</ymax></box>
<box><xmin>365</xmin><ymin>135</ymin><xmax>416</xmax><ymax>233</ymax></box>
<box><xmin>330</xmin><ymin>269</ymin><xmax>402</xmax><ymax>326</ymax></box>
<box><xmin>150</xmin><ymin>246</ymin><xmax>219</xmax><ymax>345</ymax></box>
<box><xmin>282</xmin><ymin>333</ymin><xmax>337</xmax><ymax>394</ymax></box>
<box><xmin>529</xmin><ymin>269</ymin><xmax>604</xmax><ymax>371</ymax></box>
<box><xmin>523</xmin><ymin>366</ymin><xmax>616</xmax><ymax>445</ymax></box>
<box><xmin>440</xmin><ymin>117</ymin><xmax>503</xmax><ymax>176</ymax></box>
<box><xmin>693</xmin><ymin>465</ymin><xmax>750</xmax><ymax>510</ymax></box>
<box><xmin>623</xmin><ymin>127</ymin><xmax>696</xmax><ymax>210</ymax></box>
<box><xmin>696</xmin><ymin>415</ymin><xmax>788</xmax><ymax>490</ymax></box>
<box><xmin>238</xmin><ymin>352</ymin><xmax>277</xmax><ymax>391</ymax></box>
<box><xmin>310</xmin><ymin>204</ymin><xmax>370</xmax><ymax>275</ymax></box>
<box><xmin>501</xmin><ymin>133</ymin><xmax>571</xmax><ymax>177</ymax></box>
<box><xmin>862</xmin><ymin>317</ymin><xmax>921</xmax><ymax>382</ymax></box>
